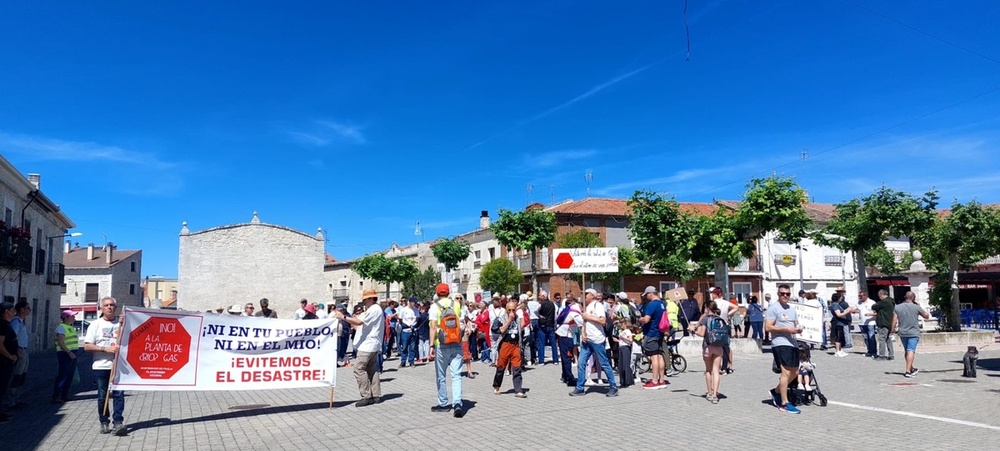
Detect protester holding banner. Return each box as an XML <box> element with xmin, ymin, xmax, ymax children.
<box><xmin>83</xmin><ymin>297</ymin><xmax>127</xmax><ymax>435</ymax></box>
<box><xmin>334</xmin><ymin>289</ymin><xmax>384</xmax><ymax>407</ymax></box>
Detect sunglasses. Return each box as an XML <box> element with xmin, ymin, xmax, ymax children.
<box><xmin>778</xmin><ymin>292</ymin><xmax>791</xmax><ymax>296</ymax></box>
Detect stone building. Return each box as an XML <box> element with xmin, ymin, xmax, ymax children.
<box><xmin>178</xmin><ymin>212</ymin><xmax>325</xmax><ymax>316</ymax></box>
<box><xmin>0</xmin><ymin>156</ymin><xmax>75</xmax><ymax>353</ymax></box>
<box><xmin>60</xmin><ymin>243</ymin><xmax>143</xmax><ymax>319</ymax></box>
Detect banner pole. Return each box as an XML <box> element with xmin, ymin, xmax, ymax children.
<box><xmin>329</xmin><ymin>387</ymin><xmax>335</xmax><ymax>409</ymax></box>
<box><xmin>104</xmin><ymin>308</ymin><xmax>127</xmax><ymax>417</ymax></box>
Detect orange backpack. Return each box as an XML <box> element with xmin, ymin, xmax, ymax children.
<box><xmin>436</xmin><ymin>299</ymin><xmax>462</xmax><ymax>345</ymax></box>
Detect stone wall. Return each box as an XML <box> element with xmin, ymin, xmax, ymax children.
<box><xmin>178</xmin><ymin>220</ymin><xmax>324</xmax><ymax>317</ymax></box>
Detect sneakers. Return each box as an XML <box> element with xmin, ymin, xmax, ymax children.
<box><xmin>911</xmin><ymin>367</ymin><xmax>919</xmax><ymax>376</ymax></box>
<box><xmin>606</xmin><ymin>388</ymin><xmax>619</xmax><ymax>397</ymax></box>
<box><xmin>430</xmin><ymin>404</ymin><xmax>451</xmax><ymax>413</ymax></box>
<box><xmin>355</xmin><ymin>398</ymin><xmax>376</xmax><ymax>407</ymax></box>
<box><xmin>453</xmin><ymin>405</ymin><xmax>465</xmax><ymax>418</ymax></box>
<box><xmin>514</xmin><ymin>392</ymin><xmax>527</xmax><ymax>398</ymax></box>
<box><xmin>112</xmin><ymin>423</ymin><xmax>127</xmax><ymax>436</ymax></box>
<box><xmin>100</xmin><ymin>423</ymin><xmax>112</xmax><ymax>434</ymax></box>
<box><xmin>658</xmin><ymin>380</ymin><xmax>670</xmax><ymax>388</ymax></box>
<box><xmin>904</xmin><ymin>371</ymin><xmax>914</xmax><ymax>378</ymax></box>
<box><xmin>770</xmin><ymin>388</ymin><xmax>781</xmax><ymax>407</ymax></box>
<box><xmin>642</xmin><ymin>380</ymin><xmax>659</xmax><ymax>390</ymax></box>
<box><xmin>494</xmin><ymin>388</ymin><xmax>501</xmax><ymax>395</ymax></box>
<box><xmin>780</xmin><ymin>403</ymin><xmax>801</xmax><ymax>414</ymax></box>
<box><xmin>585</xmin><ymin>379</ymin><xmax>597</xmax><ymax>387</ymax></box>
<box><xmin>835</xmin><ymin>351</ymin><xmax>847</xmax><ymax>357</ymax></box>
<box><xmin>569</xmin><ymin>389</ymin><xmax>586</xmax><ymax>397</ymax></box>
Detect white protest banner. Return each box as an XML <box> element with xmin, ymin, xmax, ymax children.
<box><xmin>552</xmin><ymin>247</ymin><xmax>619</xmax><ymax>274</ymax></box>
<box><xmin>790</xmin><ymin>302</ymin><xmax>823</xmax><ymax>344</ymax></box>
<box><xmin>111</xmin><ymin>307</ymin><xmax>338</xmax><ymax>391</ymax></box>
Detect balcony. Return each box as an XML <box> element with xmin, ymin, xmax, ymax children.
<box><xmin>824</xmin><ymin>255</ymin><xmax>845</xmax><ymax>266</ymax></box>
<box><xmin>730</xmin><ymin>258</ymin><xmax>763</xmax><ymax>272</ymax></box>
<box><xmin>331</xmin><ymin>289</ymin><xmax>350</xmax><ymax>300</ymax></box>
<box><xmin>47</xmin><ymin>262</ymin><xmax>65</xmax><ymax>286</ymax></box>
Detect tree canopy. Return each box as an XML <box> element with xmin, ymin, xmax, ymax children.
<box><xmin>431</xmin><ymin>238</ymin><xmax>471</xmax><ymax>272</ymax></box>
<box><xmin>402</xmin><ymin>265</ymin><xmax>438</xmax><ymax>301</ymax></box>
<box><xmin>490</xmin><ymin>207</ymin><xmax>557</xmax><ymax>293</ymax></box>
<box><xmin>352</xmin><ymin>253</ymin><xmax>419</xmax><ymax>298</ymax></box>
<box><xmin>479</xmin><ymin>258</ymin><xmax>523</xmax><ymax>295</ymax></box>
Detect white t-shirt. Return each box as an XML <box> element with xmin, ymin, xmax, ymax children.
<box><xmin>583</xmin><ymin>301</ymin><xmax>607</xmax><ymax>344</ymax></box>
<box><xmin>83</xmin><ymin>316</ymin><xmax>120</xmax><ymax>370</ymax></box>
<box><xmin>400</xmin><ymin>306</ymin><xmax>417</xmax><ymax>328</ymax></box>
<box><xmin>356</xmin><ymin>304</ymin><xmax>385</xmax><ymax>353</ymax></box>
<box><xmin>317</xmin><ymin>309</ymin><xmax>329</xmax><ymax>320</ymax></box>
<box><xmin>555</xmin><ymin>306</ymin><xmax>582</xmax><ymax>337</ymax></box>
<box><xmin>714</xmin><ymin>298</ymin><xmax>733</xmax><ymax>322</ymax></box>
<box><xmin>527</xmin><ymin>300</ymin><xmax>540</xmax><ymax>320</ymax></box>
<box><xmin>294</xmin><ymin>307</ymin><xmax>306</xmax><ymax>320</ymax></box>
<box><xmin>858</xmin><ymin>299</ymin><xmax>876</xmax><ymax>326</ymax></box>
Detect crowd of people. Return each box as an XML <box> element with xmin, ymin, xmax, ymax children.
<box><xmin>0</xmin><ymin>281</ymin><xmax>938</xmax><ymax>431</ymax></box>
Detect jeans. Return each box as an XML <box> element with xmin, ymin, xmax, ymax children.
<box><xmin>576</xmin><ymin>340</ymin><xmax>617</xmax><ymax>391</ymax></box>
<box><xmin>529</xmin><ymin>319</ymin><xmax>539</xmax><ymax>363</ymax></box>
<box><xmin>399</xmin><ymin>330</ymin><xmax>417</xmax><ymax>365</ymax></box>
<box><xmin>877</xmin><ymin>326</ymin><xmax>894</xmax><ymax>358</ymax></box>
<box><xmin>557</xmin><ymin>336</ymin><xmax>575</xmax><ymax>384</ymax></box>
<box><xmin>337</xmin><ymin>335</ymin><xmax>349</xmax><ymax>362</ymax></box>
<box><xmin>860</xmin><ymin>325</ymin><xmax>877</xmax><ymax>356</ymax></box>
<box><xmin>94</xmin><ymin>369</ymin><xmax>124</xmax><ymax>425</ymax></box>
<box><xmin>842</xmin><ymin>324</ymin><xmax>853</xmax><ymax>348</ymax></box>
<box><xmin>383</xmin><ymin>329</ymin><xmax>396</xmax><ymax>358</ymax></box>
<box><xmin>53</xmin><ymin>349</ymin><xmax>81</xmax><ymax>400</ymax></box>
<box><xmin>536</xmin><ymin>325</ymin><xmax>559</xmax><ymax>364</ymax></box>
<box><xmin>418</xmin><ymin>339</ymin><xmax>430</xmax><ymax>360</ymax></box>
<box><xmin>434</xmin><ymin>344</ymin><xmax>464</xmax><ymax>408</ymax></box>
<box><xmin>750</xmin><ymin>321</ymin><xmax>764</xmax><ymax>340</ymax></box>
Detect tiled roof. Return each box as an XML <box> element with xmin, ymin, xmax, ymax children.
<box><xmin>549</xmin><ymin>198</ymin><xmax>720</xmax><ymax>217</ymax></box>
<box><xmin>62</xmin><ymin>247</ymin><xmax>140</xmax><ymax>269</ymax></box>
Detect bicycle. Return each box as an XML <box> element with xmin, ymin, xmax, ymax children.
<box><xmin>632</xmin><ymin>338</ymin><xmax>686</xmax><ymax>374</ymax></box>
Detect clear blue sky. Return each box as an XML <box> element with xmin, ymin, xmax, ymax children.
<box><xmin>2</xmin><ymin>1</ymin><xmax>998</xmax><ymax>277</ymax></box>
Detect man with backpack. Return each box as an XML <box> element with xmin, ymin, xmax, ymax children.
<box><xmin>638</xmin><ymin>286</ymin><xmax>669</xmax><ymax>389</ymax></box>
<box><xmin>569</xmin><ymin>289</ymin><xmax>618</xmax><ymax>397</ymax></box>
<box><xmin>428</xmin><ymin>283</ymin><xmax>467</xmax><ymax>417</ymax></box>
<box><xmin>555</xmin><ymin>297</ymin><xmax>581</xmax><ymax>386</ymax></box>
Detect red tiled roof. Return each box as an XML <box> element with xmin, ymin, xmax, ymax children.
<box><xmin>62</xmin><ymin>247</ymin><xmax>140</xmax><ymax>269</ymax></box>
<box><xmin>549</xmin><ymin>198</ymin><xmax>720</xmax><ymax>217</ymax></box>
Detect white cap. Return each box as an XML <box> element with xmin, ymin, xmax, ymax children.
<box><xmin>584</xmin><ymin>288</ymin><xmax>598</xmax><ymax>296</ymax></box>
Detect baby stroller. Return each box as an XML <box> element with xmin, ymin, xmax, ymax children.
<box><xmin>772</xmin><ymin>341</ymin><xmax>828</xmax><ymax>407</ymax></box>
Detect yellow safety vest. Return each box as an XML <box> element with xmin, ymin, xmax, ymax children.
<box><xmin>55</xmin><ymin>324</ymin><xmax>79</xmax><ymax>351</ymax></box>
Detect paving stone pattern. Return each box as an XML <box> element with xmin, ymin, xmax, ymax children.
<box><xmin>1</xmin><ymin>346</ymin><xmax>999</xmax><ymax>450</ymax></box>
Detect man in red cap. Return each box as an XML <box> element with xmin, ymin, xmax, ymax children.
<box><xmin>429</xmin><ymin>283</ymin><xmax>467</xmax><ymax>417</ymax></box>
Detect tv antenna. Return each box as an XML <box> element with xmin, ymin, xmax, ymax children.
<box><xmin>526</xmin><ymin>183</ymin><xmax>534</xmax><ymax>206</ymax></box>
<box><xmin>584</xmin><ymin>170</ymin><xmax>593</xmax><ymax>197</ymax></box>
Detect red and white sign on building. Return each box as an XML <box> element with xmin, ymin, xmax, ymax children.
<box><xmin>552</xmin><ymin>247</ymin><xmax>619</xmax><ymax>274</ymax></box>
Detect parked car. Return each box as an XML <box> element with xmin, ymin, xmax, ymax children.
<box><xmin>74</xmin><ymin>320</ymin><xmax>90</xmax><ymax>336</ymax></box>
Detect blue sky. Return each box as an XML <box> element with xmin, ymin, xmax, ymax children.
<box><xmin>2</xmin><ymin>1</ymin><xmax>998</xmax><ymax>277</ymax></box>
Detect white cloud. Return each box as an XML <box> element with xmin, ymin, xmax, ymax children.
<box><xmin>286</xmin><ymin>120</ymin><xmax>366</xmax><ymax>147</ymax></box>
<box><xmin>527</xmin><ymin>149</ymin><xmax>598</xmax><ymax>168</ymax></box>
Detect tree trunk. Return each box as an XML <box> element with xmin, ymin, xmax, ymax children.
<box><xmin>530</xmin><ymin>247</ymin><xmax>538</xmax><ymax>296</ymax></box>
<box><xmin>713</xmin><ymin>258</ymin><xmax>729</xmax><ymax>298</ymax></box>
<box><xmin>949</xmin><ymin>254</ymin><xmax>961</xmax><ymax>332</ymax></box>
<box><xmin>855</xmin><ymin>249</ymin><xmax>868</xmax><ymax>295</ymax></box>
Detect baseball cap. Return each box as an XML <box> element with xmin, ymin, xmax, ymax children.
<box><xmin>616</xmin><ymin>292</ymin><xmax>628</xmax><ymax>300</ymax></box>
<box><xmin>643</xmin><ymin>286</ymin><xmax>657</xmax><ymax>295</ymax></box>
<box><xmin>436</xmin><ymin>283</ymin><xmax>450</xmax><ymax>296</ymax></box>
<box><xmin>584</xmin><ymin>288</ymin><xmax>598</xmax><ymax>296</ymax></box>
<box><xmin>61</xmin><ymin>309</ymin><xmax>78</xmax><ymax>318</ymax></box>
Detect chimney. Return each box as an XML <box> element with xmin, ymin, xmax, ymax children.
<box><xmin>87</xmin><ymin>243</ymin><xmax>95</xmax><ymax>261</ymax></box>
<box><xmin>27</xmin><ymin>173</ymin><xmax>40</xmax><ymax>190</ymax></box>
<box><xmin>479</xmin><ymin>210</ymin><xmax>490</xmax><ymax>229</ymax></box>
<box><xmin>106</xmin><ymin>242</ymin><xmax>114</xmax><ymax>264</ymax></box>
<box><xmin>64</xmin><ymin>240</ymin><xmax>71</xmax><ymax>254</ymax></box>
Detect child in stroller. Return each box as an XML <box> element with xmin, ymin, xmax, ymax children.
<box><xmin>774</xmin><ymin>342</ymin><xmax>828</xmax><ymax>406</ymax></box>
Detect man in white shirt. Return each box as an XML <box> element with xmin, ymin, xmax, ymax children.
<box><xmin>83</xmin><ymin>297</ymin><xmax>126</xmax><ymax>435</ymax></box>
<box><xmin>857</xmin><ymin>290</ymin><xmax>877</xmax><ymax>357</ymax></box>
<box><xmin>316</xmin><ymin>303</ymin><xmax>329</xmax><ymax>320</ymax></box>
<box><xmin>526</xmin><ymin>293</ymin><xmax>541</xmax><ymax>366</ymax></box>
<box><xmin>569</xmin><ymin>289</ymin><xmax>618</xmax><ymax>397</ymax></box>
<box><xmin>398</xmin><ymin>296</ymin><xmax>419</xmax><ymax>368</ymax></box>
<box><xmin>293</xmin><ymin>299</ymin><xmax>308</xmax><ymax>320</ymax></box>
<box><xmin>334</xmin><ymin>289</ymin><xmax>384</xmax><ymax>407</ymax></box>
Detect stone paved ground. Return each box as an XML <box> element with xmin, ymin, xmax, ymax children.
<box><xmin>2</xmin><ymin>344</ymin><xmax>999</xmax><ymax>451</ymax></box>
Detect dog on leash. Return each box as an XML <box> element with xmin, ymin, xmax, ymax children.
<box><xmin>962</xmin><ymin>346</ymin><xmax>979</xmax><ymax>378</ymax></box>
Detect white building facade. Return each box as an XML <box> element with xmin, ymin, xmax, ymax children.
<box><xmin>60</xmin><ymin>243</ymin><xmax>143</xmax><ymax>319</ymax></box>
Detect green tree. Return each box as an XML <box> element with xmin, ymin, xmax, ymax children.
<box><xmin>915</xmin><ymin>200</ymin><xmax>1000</xmax><ymax>331</ymax></box>
<box><xmin>402</xmin><ymin>265</ymin><xmax>438</xmax><ymax>301</ymax></box>
<box><xmin>431</xmin><ymin>238</ymin><xmax>471</xmax><ymax>272</ymax></box>
<box><xmin>479</xmin><ymin>258</ymin><xmax>523</xmax><ymax>295</ymax></box>
<box><xmin>627</xmin><ymin>190</ymin><xmax>701</xmax><ymax>281</ymax></box>
<box><xmin>490</xmin><ymin>207</ymin><xmax>558</xmax><ymax>295</ymax></box>
<box><xmin>352</xmin><ymin>253</ymin><xmax>419</xmax><ymax>298</ymax></box>
<box><xmin>816</xmin><ymin>186</ymin><xmax>938</xmax><ymax>288</ymax></box>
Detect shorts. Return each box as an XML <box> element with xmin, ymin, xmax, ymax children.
<box><xmin>901</xmin><ymin>336</ymin><xmax>919</xmax><ymax>352</ymax></box>
<box><xmin>702</xmin><ymin>344</ymin><xmax>723</xmax><ymax>360</ymax></box>
<box><xmin>642</xmin><ymin>335</ymin><xmax>664</xmax><ymax>356</ymax></box>
<box><xmin>772</xmin><ymin>345</ymin><xmax>800</xmax><ymax>370</ymax></box>
<box><xmin>830</xmin><ymin>323</ymin><xmax>846</xmax><ymax>345</ymax></box>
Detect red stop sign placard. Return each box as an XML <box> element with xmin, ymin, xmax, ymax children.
<box><xmin>126</xmin><ymin>317</ymin><xmax>191</xmax><ymax>380</ymax></box>
<box><xmin>555</xmin><ymin>252</ymin><xmax>574</xmax><ymax>269</ymax></box>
